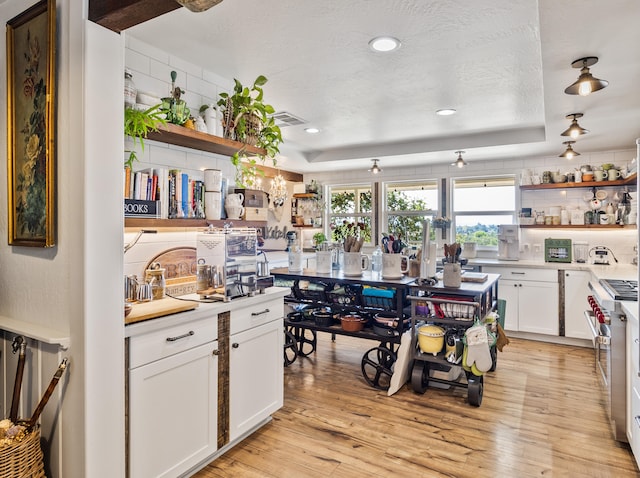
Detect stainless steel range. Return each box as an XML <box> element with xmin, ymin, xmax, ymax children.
<box><xmin>585</xmin><ymin>278</ymin><xmax>637</xmax><ymax>442</ymax></box>
<box><xmin>600</xmin><ymin>279</ymin><xmax>639</xmax><ymax>302</ymax></box>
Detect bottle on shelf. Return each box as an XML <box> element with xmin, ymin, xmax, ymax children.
<box><xmin>124</xmin><ymin>69</ymin><xmax>137</xmax><ymax>109</ymax></box>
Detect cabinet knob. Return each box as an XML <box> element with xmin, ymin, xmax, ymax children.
<box><xmin>232</xmin><ymin>343</ymin><xmax>239</xmax><ymax>348</ymax></box>
<box><xmin>212</xmin><ymin>349</ymin><xmax>219</xmax><ymax>356</ymax></box>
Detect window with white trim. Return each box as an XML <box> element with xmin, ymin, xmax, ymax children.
<box><xmin>328</xmin><ymin>184</ymin><xmax>373</xmax><ymax>243</ymax></box>
<box><xmin>383</xmin><ymin>180</ymin><xmax>439</xmax><ymax>246</ymax></box>
<box><xmin>452</xmin><ymin>176</ymin><xmax>516</xmax><ymax>246</ymax></box>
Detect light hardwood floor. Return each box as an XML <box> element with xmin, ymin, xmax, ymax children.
<box><xmin>194</xmin><ymin>334</ymin><xmax>639</xmax><ymax>477</ymax></box>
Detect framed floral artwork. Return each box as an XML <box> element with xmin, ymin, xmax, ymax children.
<box><xmin>6</xmin><ymin>0</ymin><xmax>56</xmax><ymax>247</ymax></box>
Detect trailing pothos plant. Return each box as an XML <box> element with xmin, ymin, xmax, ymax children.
<box><xmin>218</xmin><ymin>75</ymin><xmax>283</xmax><ymax>187</ymax></box>
<box><xmin>124</xmin><ymin>105</ymin><xmax>167</xmax><ymax>169</ymax></box>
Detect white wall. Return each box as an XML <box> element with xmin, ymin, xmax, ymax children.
<box><xmin>0</xmin><ymin>2</ymin><xmax>125</xmax><ymax>477</ymax></box>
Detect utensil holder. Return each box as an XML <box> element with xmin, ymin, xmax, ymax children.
<box><xmin>443</xmin><ymin>262</ymin><xmax>461</xmax><ymax>288</ymax></box>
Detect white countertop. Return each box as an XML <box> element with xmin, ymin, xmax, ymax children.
<box><xmin>125</xmin><ymin>287</ymin><xmax>290</xmax><ymax>338</ymax></box>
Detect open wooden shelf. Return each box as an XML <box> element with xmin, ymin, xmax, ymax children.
<box><xmin>146</xmin><ymin>123</ymin><xmax>267</xmax><ymax>157</ymax></box>
<box><xmin>520</xmin><ymin>173</ymin><xmax>636</xmax><ymax>190</ymax></box>
<box><xmin>519</xmin><ymin>224</ymin><xmax>635</xmax><ymax>229</ymax></box>
<box><xmin>124</xmin><ymin>218</ymin><xmax>267</xmax><ymax>229</ymax></box>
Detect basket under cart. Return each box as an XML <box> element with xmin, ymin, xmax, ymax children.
<box><xmin>408</xmin><ymin>274</ymin><xmax>500</xmax><ymax>407</ymax></box>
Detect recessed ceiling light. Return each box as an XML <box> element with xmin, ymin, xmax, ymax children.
<box><xmin>436</xmin><ymin>108</ymin><xmax>457</xmax><ymax>116</ymax></box>
<box><xmin>368</xmin><ymin>36</ymin><xmax>401</xmax><ymax>52</ymax></box>
<box><xmin>304</xmin><ymin>127</ymin><xmax>320</xmax><ymax>134</ymax></box>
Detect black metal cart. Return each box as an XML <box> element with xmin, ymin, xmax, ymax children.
<box><xmin>408</xmin><ymin>274</ymin><xmax>500</xmax><ymax>406</ymax></box>
<box><xmin>272</xmin><ymin>267</ymin><xmax>413</xmax><ymax>390</ymax></box>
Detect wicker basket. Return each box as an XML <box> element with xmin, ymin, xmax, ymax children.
<box><xmin>0</xmin><ymin>426</ymin><xmax>46</xmax><ymax>478</ymax></box>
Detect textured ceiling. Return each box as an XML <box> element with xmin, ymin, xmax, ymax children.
<box><xmin>128</xmin><ymin>0</ymin><xmax>640</xmax><ymax>173</ymax></box>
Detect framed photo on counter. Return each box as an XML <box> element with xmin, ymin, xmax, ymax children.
<box><xmin>6</xmin><ymin>0</ymin><xmax>56</xmax><ymax>247</ymax></box>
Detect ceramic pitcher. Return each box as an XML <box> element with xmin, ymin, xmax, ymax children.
<box><xmin>225</xmin><ymin>193</ymin><xmax>244</xmax><ymax>206</ymax></box>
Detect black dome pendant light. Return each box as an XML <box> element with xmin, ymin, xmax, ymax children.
<box><xmin>451</xmin><ymin>151</ymin><xmax>467</xmax><ymax>168</ymax></box>
<box><xmin>564</xmin><ymin>57</ymin><xmax>609</xmax><ymax>96</ymax></box>
<box><xmin>561</xmin><ymin>113</ymin><xmax>589</xmax><ymax>139</ymax></box>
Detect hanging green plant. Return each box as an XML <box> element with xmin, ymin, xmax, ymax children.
<box><xmin>218</xmin><ymin>75</ymin><xmax>283</xmax><ymax>187</ymax></box>
<box><xmin>124</xmin><ymin>105</ymin><xmax>166</xmax><ymax>169</ymax></box>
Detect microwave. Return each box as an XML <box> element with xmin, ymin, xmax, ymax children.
<box><xmin>544</xmin><ymin>238</ymin><xmax>572</xmax><ymax>263</ymax></box>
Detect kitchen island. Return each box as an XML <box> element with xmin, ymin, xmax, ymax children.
<box><xmin>272</xmin><ymin>267</ymin><xmax>501</xmax><ymax>392</ymax></box>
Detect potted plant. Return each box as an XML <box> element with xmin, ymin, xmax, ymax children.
<box><xmin>217</xmin><ymin>75</ymin><xmax>283</xmax><ymax>186</ymax></box>
<box><xmin>312</xmin><ymin>232</ymin><xmax>327</xmax><ymax>249</ymax></box>
<box><xmin>124</xmin><ymin>105</ymin><xmax>167</xmax><ymax>168</ymax></box>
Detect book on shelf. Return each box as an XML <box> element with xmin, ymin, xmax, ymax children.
<box><xmin>123</xmin><ymin>166</ymin><xmax>205</xmax><ymax>220</ymax></box>
<box><xmin>167</xmin><ymin>169</ymin><xmax>205</xmax><ymax>219</ymax></box>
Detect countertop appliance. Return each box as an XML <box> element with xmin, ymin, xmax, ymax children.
<box><xmin>544</xmin><ymin>238</ymin><xmax>572</xmax><ymax>263</ymax></box>
<box><xmin>573</xmin><ymin>241</ymin><xmax>589</xmax><ymax>263</ymax></box>
<box><xmin>585</xmin><ymin>278</ymin><xmax>636</xmax><ymax>442</ymax></box>
<box><xmin>497</xmin><ymin>224</ymin><xmax>519</xmax><ymax>260</ymax></box>
<box><xmin>590</xmin><ymin>246</ymin><xmax>618</xmax><ymax>265</ymax></box>
<box><xmin>196</xmin><ymin>227</ymin><xmax>258</xmax><ymax>301</ymax></box>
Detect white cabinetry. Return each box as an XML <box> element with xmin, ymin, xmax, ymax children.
<box><xmin>563</xmin><ymin>270</ymin><xmax>592</xmax><ymax>339</ymax></box>
<box><xmin>626</xmin><ymin>311</ymin><xmax>640</xmax><ymax>468</ymax></box>
<box><xmin>229</xmin><ymin>299</ymin><xmax>284</xmax><ymax>442</ymax></box>
<box><xmin>484</xmin><ymin>267</ymin><xmax>559</xmax><ymax>335</ymax></box>
<box><xmin>128</xmin><ymin>317</ymin><xmax>218</xmax><ymax>478</ymax></box>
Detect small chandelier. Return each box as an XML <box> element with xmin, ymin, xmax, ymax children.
<box><xmin>269</xmin><ymin>173</ymin><xmax>288</xmax><ymax>207</ymax></box>
<box><xmin>559</xmin><ymin>141</ymin><xmax>580</xmax><ymax>159</ymax></box>
<box><xmin>451</xmin><ymin>151</ymin><xmax>467</xmax><ymax>168</ymax></box>
<box><xmin>561</xmin><ymin>113</ymin><xmax>589</xmax><ymax>139</ymax></box>
<box><xmin>175</xmin><ymin>0</ymin><xmax>224</xmax><ymax>13</ymax></box>
<box><xmin>564</xmin><ymin>57</ymin><xmax>609</xmax><ymax>96</ymax></box>
<box><xmin>369</xmin><ymin>159</ymin><xmax>383</xmax><ymax>174</ymax></box>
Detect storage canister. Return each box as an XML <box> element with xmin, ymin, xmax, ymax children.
<box><xmin>418</xmin><ymin>324</ymin><xmax>445</xmax><ymax>355</ymax></box>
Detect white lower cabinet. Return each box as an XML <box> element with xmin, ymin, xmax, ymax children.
<box><xmin>129</xmin><ymin>340</ymin><xmax>218</xmax><ymax>478</ymax></box>
<box><xmin>563</xmin><ymin>270</ymin><xmax>592</xmax><ymax>339</ymax></box>
<box><xmin>127</xmin><ymin>293</ymin><xmax>285</xmax><ymax>477</ymax></box>
<box><xmin>229</xmin><ymin>318</ymin><xmax>283</xmax><ymax>441</ymax></box>
<box><xmin>627</xmin><ymin>313</ymin><xmax>640</xmax><ymax>468</ymax></box>
<box><xmin>484</xmin><ymin>267</ymin><xmax>559</xmax><ymax>335</ymax></box>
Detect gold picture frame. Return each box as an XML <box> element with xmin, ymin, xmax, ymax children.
<box><xmin>6</xmin><ymin>0</ymin><xmax>56</xmax><ymax>247</ymax></box>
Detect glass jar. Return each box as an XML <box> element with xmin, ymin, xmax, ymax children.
<box><xmin>145</xmin><ymin>262</ymin><xmax>166</xmax><ymax>300</ymax></box>
<box><xmin>124</xmin><ymin>69</ymin><xmax>137</xmax><ymax>108</ymax></box>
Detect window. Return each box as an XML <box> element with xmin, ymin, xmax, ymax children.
<box><xmin>328</xmin><ymin>184</ymin><xmax>373</xmax><ymax>243</ymax></box>
<box><xmin>452</xmin><ymin>177</ymin><xmax>516</xmax><ymax>246</ymax></box>
<box><xmin>384</xmin><ymin>180</ymin><xmax>439</xmax><ymax>246</ymax></box>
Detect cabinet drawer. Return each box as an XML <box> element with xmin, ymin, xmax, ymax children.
<box><xmin>129</xmin><ymin>316</ymin><xmax>218</xmax><ymax>369</ymax></box>
<box><xmin>483</xmin><ymin>266</ymin><xmax>557</xmax><ymax>283</ymax></box>
<box><xmin>231</xmin><ymin>298</ymin><xmax>283</xmax><ymax>335</ymax></box>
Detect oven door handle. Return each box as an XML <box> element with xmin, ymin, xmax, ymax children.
<box><xmin>584</xmin><ymin>310</ymin><xmax>610</xmax><ymax>345</ymax></box>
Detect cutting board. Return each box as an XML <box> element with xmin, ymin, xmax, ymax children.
<box><xmin>125</xmin><ymin>297</ymin><xmax>199</xmax><ymax>325</ymax></box>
